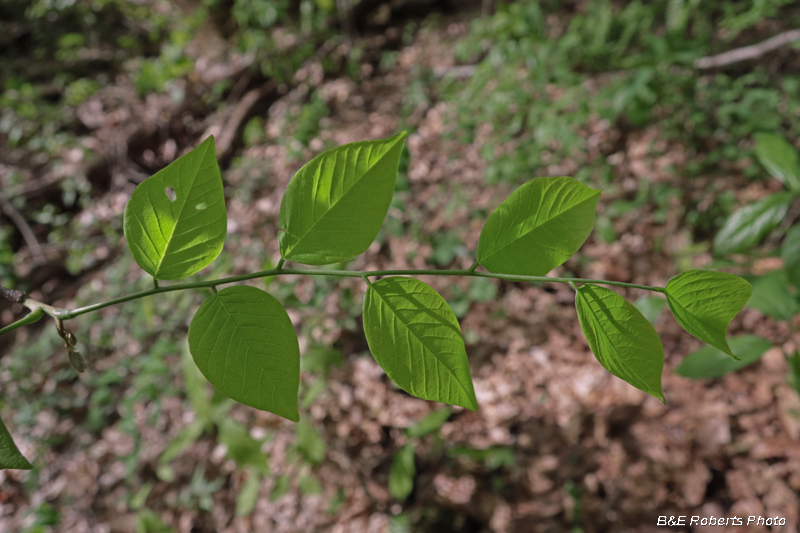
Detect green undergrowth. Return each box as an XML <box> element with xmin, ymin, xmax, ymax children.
<box><xmin>443</xmin><ymin>0</ymin><xmax>800</xmax><ymax>188</ymax></box>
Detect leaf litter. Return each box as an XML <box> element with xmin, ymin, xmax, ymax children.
<box><xmin>1</xmin><ymin>10</ymin><xmax>799</xmax><ymax>533</ymax></box>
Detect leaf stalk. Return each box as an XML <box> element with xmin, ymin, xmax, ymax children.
<box><xmin>13</xmin><ymin>268</ymin><xmax>667</xmax><ymax>326</ymax></box>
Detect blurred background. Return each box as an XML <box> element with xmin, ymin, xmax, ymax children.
<box><xmin>1</xmin><ymin>0</ymin><xmax>800</xmax><ymax>531</ymax></box>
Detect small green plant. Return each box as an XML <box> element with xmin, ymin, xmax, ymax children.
<box><xmin>388</xmin><ymin>407</ymin><xmax>452</xmax><ymax>500</ymax></box>
<box><xmin>699</xmin><ymin>132</ymin><xmax>800</xmax><ymax>382</ymax></box>
<box><xmin>1</xmin><ymin>132</ymin><xmax>753</xmax><ymax>469</ymax></box>
<box><xmin>714</xmin><ymin>133</ymin><xmax>800</xmax><ymax>258</ymax></box>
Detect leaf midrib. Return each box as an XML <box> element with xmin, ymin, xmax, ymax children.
<box><xmin>285</xmin><ymin>136</ymin><xmax>402</xmax><ymax>257</ymax></box>
<box><xmin>155</xmin><ymin>142</ymin><xmax>210</xmax><ymax>278</ymax></box>
<box><xmin>481</xmin><ymin>184</ymin><xmax>599</xmax><ymax>265</ymax></box>
<box><xmin>666</xmin><ymin>283</ymin><xmax>728</xmax><ymax>347</ymax></box>
<box><xmin>214</xmin><ymin>292</ymin><xmax>294</xmax><ymax>416</ymax></box>
<box><xmin>578</xmin><ymin>290</ymin><xmax>653</xmax><ymax>394</ymax></box>
<box><xmin>369</xmin><ymin>285</ymin><xmax>473</xmax><ymax>405</ymax></box>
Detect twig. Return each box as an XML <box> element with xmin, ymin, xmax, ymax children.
<box><xmin>0</xmin><ymin>191</ymin><xmax>44</xmax><ymax>260</ymax></box>
<box><xmin>694</xmin><ymin>29</ymin><xmax>800</xmax><ymax>69</ymax></box>
<box><xmin>205</xmin><ymin>80</ymin><xmax>276</xmax><ymax>160</ymax></box>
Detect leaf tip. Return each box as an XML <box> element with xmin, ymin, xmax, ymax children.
<box><xmin>725</xmin><ymin>351</ymin><xmax>742</xmax><ymax>362</ymax></box>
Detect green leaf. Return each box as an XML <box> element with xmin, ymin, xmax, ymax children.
<box><xmin>754</xmin><ymin>132</ymin><xmax>800</xmax><ymax>190</ymax></box>
<box><xmin>0</xmin><ymin>413</ymin><xmax>32</xmax><ymax>470</ymax></box>
<box><xmin>789</xmin><ymin>350</ymin><xmax>800</xmax><ymax>395</ymax></box>
<box><xmin>406</xmin><ymin>407</ymin><xmax>452</xmax><ymax>439</ymax></box>
<box><xmin>467</xmin><ymin>277</ymin><xmax>497</xmax><ymax>303</ymax></box>
<box><xmin>713</xmin><ymin>192</ymin><xmax>794</xmax><ymax>255</ymax></box>
<box><xmin>782</xmin><ymin>224</ymin><xmax>800</xmax><ymax>287</ymax></box>
<box><xmin>270</xmin><ymin>474</ymin><xmax>291</xmax><ymax>501</ymax></box>
<box><xmin>476</xmin><ymin>177</ymin><xmax>601</xmax><ymax>276</ymax></box>
<box><xmin>124</xmin><ymin>136</ymin><xmax>227</xmax><ymax>280</ymax></box>
<box><xmin>448</xmin><ymin>446</ymin><xmax>515</xmax><ymax>469</ymax></box>
<box><xmin>389</xmin><ymin>514</ymin><xmax>411</xmax><ymax>533</ymax></box>
<box><xmin>135</xmin><ymin>509</ymin><xmax>175</xmax><ymax>533</ymax></box>
<box><xmin>159</xmin><ymin>420</ymin><xmax>204</xmax><ymax>466</ymax></box>
<box><xmin>299</xmin><ymin>475</ymin><xmax>323</xmax><ymax>495</ymax></box>
<box><xmin>295</xmin><ymin>417</ymin><xmax>326</xmax><ymax>465</ymax></box>
<box><xmin>363</xmin><ymin>277</ymin><xmax>478</xmax><ymax>410</ymax></box>
<box><xmin>747</xmin><ymin>270</ymin><xmax>800</xmax><ymax>321</ymax></box>
<box><xmin>235</xmin><ymin>469</ymin><xmax>262</xmax><ymax>517</ymax></box>
<box><xmin>188</xmin><ymin>286</ymin><xmax>300</xmax><ymax>421</ymax></box>
<box><xmin>279</xmin><ymin>132</ymin><xmax>407</xmax><ymax>265</ymax></box>
<box><xmin>388</xmin><ymin>444</ymin><xmax>416</xmax><ymax>500</ymax></box>
<box><xmin>181</xmin><ymin>343</ymin><xmax>212</xmax><ymax>424</ymax></box>
<box><xmin>674</xmin><ymin>335</ymin><xmax>771</xmax><ymax>379</ymax></box>
<box><xmin>665</xmin><ymin>270</ymin><xmax>752</xmax><ymax>358</ymax></box>
<box><xmin>575</xmin><ymin>284</ymin><xmax>665</xmax><ymax>401</ymax></box>
<box><xmin>218</xmin><ymin>418</ymin><xmax>269</xmax><ymax>472</ymax></box>
<box><xmin>634</xmin><ymin>296</ymin><xmax>668</xmax><ymax>325</ymax></box>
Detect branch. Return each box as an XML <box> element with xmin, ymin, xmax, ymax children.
<box><xmin>694</xmin><ymin>29</ymin><xmax>800</xmax><ymax>69</ymax></box>
<box><xmin>0</xmin><ymin>191</ymin><xmax>44</xmax><ymax>260</ymax></box>
<box><xmin>0</xmin><ymin>308</ymin><xmax>44</xmax><ymax>336</ymax></box>
<box><xmin>45</xmin><ymin>266</ymin><xmax>663</xmax><ymax>323</ymax></box>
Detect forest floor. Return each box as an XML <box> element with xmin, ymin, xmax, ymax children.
<box><xmin>2</xmin><ymin>4</ymin><xmax>800</xmax><ymax>533</ymax></box>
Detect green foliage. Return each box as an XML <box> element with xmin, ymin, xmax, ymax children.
<box><xmin>0</xmin><ymin>414</ymin><xmax>32</xmax><ymax>470</ymax></box>
<box><xmin>782</xmin><ymin>225</ymin><xmax>800</xmax><ymax>288</ymax></box>
<box><xmin>665</xmin><ymin>270</ymin><xmax>752</xmax><ymax>358</ymax></box>
<box><xmin>448</xmin><ymin>446</ymin><xmax>515</xmax><ymax>470</ymax></box>
<box><xmin>674</xmin><ymin>335</ymin><xmax>771</xmax><ymax>379</ymax></box>
<box><xmin>477</xmin><ymin>177</ymin><xmax>601</xmax><ymax>276</ymax></box>
<box><xmin>124</xmin><ymin>136</ymin><xmax>227</xmax><ymax>280</ymax></box>
<box><xmin>444</xmin><ymin>1</ymin><xmax>800</xmax><ymax>186</ymax></box>
<box><xmin>235</xmin><ymin>468</ymin><xmax>263</xmax><ymax>517</ymax></box>
<box><xmin>634</xmin><ymin>296</ymin><xmax>668</xmax><ymax>326</ymax></box>
<box><xmin>388</xmin><ymin>444</ymin><xmax>416</xmax><ymax>500</ymax></box>
<box><xmin>714</xmin><ymin>133</ymin><xmax>800</xmax><ymax>258</ymax></box>
<box><xmin>363</xmin><ymin>277</ymin><xmax>478</xmax><ymax>410</ymax></box>
<box><xmin>278</xmin><ymin>132</ymin><xmax>407</xmax><ymax>265</ymax></box>
<box><xmin>406</xmin><ymin>407</ymin><xmax>451</xmax><ymax>439</ymax></box>
<box><xmin>789</xmin><ymin>351</ymin><xmax>800</xmax><ymax>395</ymax></box>
<box><xmin>295</xmin><ymin>417</ymin><xmax>326</xmax><ymax>465</ymax></box>
<box><xmin>754</xmin><ymin>133</ymin><xmax>800</xmax><ymax>191</ymax></box>
<box><xmin>747</xmin><ymin>270</ymin><xmax>800</xmax><ymax>321</ymax></box>
<box><xmin>135</xmin><ymin>510</ymin><xmax>175</xmax><ymax>533</ymax></box>
<box><xmin>2</xmin><ymin>134</ymin><xmax>755</xmax><ymax>469</ymax></box>
<box><xmin>188</xmin><ymin>285</ymin><xmax>300</xmax><ymax>421</ymax></box>
<box><xmin>713</xmin><ymin>192</ymin><xmax>795</xmax><ymax>255</ymax></box>
<box><xmin>575</xmin><ymin>284</ymin><xmax>665</xmax><ymax>401</ymax></box>
<box><xmin>218</xmin><ymin>418</ymin><xmax>269</xmax><ymax>473</ymax></box>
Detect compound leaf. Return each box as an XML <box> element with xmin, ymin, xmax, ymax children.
<box><xmin>363</xmin><ymin>277</ymin><xmax>478</xmax><ymax>410</ymax></box>
<box><xmin>279</xmin><ymin>132</ymin><xmax>407</xmax><ymax>265</ymax></box>
<box><xmin>575</xmin><ymin>284</ymin><xmax>664</xmax><ymax>401</ymax></box>
<box><xmin>477</xmin><ymin>177</ymin><xmax>601</xmax><ymax>276</ymax></box>
<box><xmin>782</xmin><ymin>224</ymin><xmax>800</xmax><ymax>287</ymax></box>
<box><xmin>388</xmin><ymin>444</ymin><xmax>416</xmax><ymax>500</ymax></box>
<box><xmin>188</xmin><ymin>286</ymin><xmax>299</xmax><ymax>421</ymax></box>
<box><xmin>713</xmin><ymin>192</ymin><xmax>794</xmax><ymax>255</ymax></box>
<box><xmin>755</xmin><ymin>132</ymin><xmax>800</xmax><ymax>191</ymax></box>
<box><xmin>747</xmin><ymin>270</ymin><xmax>800</xmax><ymax>321</ymax></box>
<box><xmin>1</xmin><ymin>414</ymin><xmax>32</xmax><ymax>470</ymax></box>
<box><xmin>665</xmin><ymin>270</ymin><xmax>752</xmax><ymax>358</ymax></box>
<box><xmin>124</xmin><ymin>136</ymin><xmax>227</xmax><ymax>280</ymax></box>
<box><xmin>674</xmin><ymin>335</ymin><xmax>771</xmax><ymax>379</ymax></box>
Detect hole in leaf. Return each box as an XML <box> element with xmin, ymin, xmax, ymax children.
<box><xmin>165</xmin><ymin>187</ymin><xmax>177</xmax><ymax>201</ymax></box>
<box><xmin>196</xmin><ymin>202</ymin><xmax>207</xmax><ymax>210</ymax></box>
